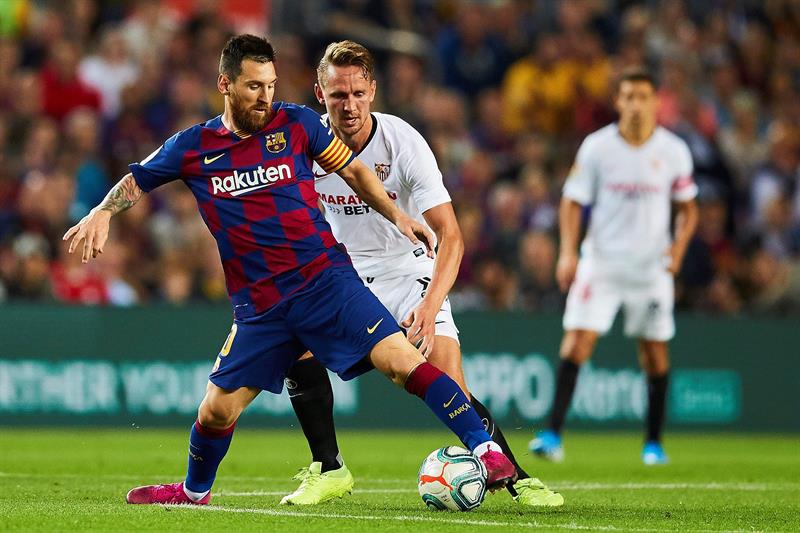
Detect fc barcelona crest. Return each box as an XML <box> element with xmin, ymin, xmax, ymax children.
<box><xmin>374</xmin><ymin>163</ymin><xmax>391</xmax><ymax>181</ymax></box>
<box><xmin>266</xmin><ymin>132</ymin><xmax>287</xmax><ymax>153</ymax></box>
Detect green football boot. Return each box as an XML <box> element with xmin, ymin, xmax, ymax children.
<box><xmin>280</xmin><ymin>462</ymin><xmax>354</xmax><ymax>505</ymax></box>
<box><xmin>512</xmin><ymin>477</ymin><xmax>565</xmax><ymax>507</ymax></box>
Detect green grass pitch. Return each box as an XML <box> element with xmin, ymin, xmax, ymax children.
<box><xmin>1</xmin><ymin>429</ymin><xmax>798</xmax><ymax>532</ymax></box>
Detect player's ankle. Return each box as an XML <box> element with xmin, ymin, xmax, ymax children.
<box><xmin>183</xmin><ymin>485</ymin><xmax>210</xmax><ymax>502</ymax></box>
<box><xmin>473</xmin><ymin>441</ymin><xmax>501</xmax><ymax>457</ymax></box>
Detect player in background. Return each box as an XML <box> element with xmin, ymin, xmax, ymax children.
<box><xmin>279</xmin><ymin>40</ymin><xmax>563</xmax><ymax>507</ymax></box>
<box><xmin>63</xmin><ymin>34</ymin><xmax>517</xmax><ymax>506</ymax></box>
<box><xmin>530</xmin><ymin>69</ymin><xmax>699</xmax><ymax>465</ymax></box>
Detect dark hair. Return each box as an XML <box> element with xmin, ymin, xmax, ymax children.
<box><xmin>317</xmin><ymin>40</ymin><xmax>375</xmax><ymax>86</ymax></box>
<box><xmin>219</xmin><ymin>34</ymin><xmax>276</xmax><ymax>80</ymax></box>
<box><xmin>616</xmin><ymin>67</ymin><xmax>657</xmax><ymax>91</ymax></box>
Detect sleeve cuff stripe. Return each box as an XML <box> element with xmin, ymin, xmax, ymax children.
<box><xmin>317</xmin><ymin>139</ymin><xmax>342</xmax><ymax>160</ymax></box>
<box><xmin>318</xmin><ymin>144</ymin><xmax>350</xmax><ymax>169</ymax></box>
<box><xmin>318</xmin><ymin>142</ymin><xmax>347</xmax><ymax>166</ymax></box>
<box><xmin>320</xmin><ymin>148</ymin><xmax>353</xmax><ymax>172</ymax></box>
<box><xmin>326</xmin><ymin>152</ymin><xmax>354</xmax><ymax>173</ymax></box>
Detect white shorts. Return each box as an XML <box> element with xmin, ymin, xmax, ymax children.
<box><xmin>563</xmin><ymin>259</ymin><xmax>675</xmax><ymax>341</ymax></box>
<box><xmin>362</xmin><ymin>271</ymin><xmax>460</xmax><ymax>343</ymax></box>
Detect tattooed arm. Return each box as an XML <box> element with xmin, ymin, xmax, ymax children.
<box><xmin>63</xmin><ymin>173</ymin><xmax>145</xmax><ymax>263</ymax></box>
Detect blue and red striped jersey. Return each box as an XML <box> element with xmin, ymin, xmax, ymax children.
<box><xmin>129</xmin><ymin>102</ymin><xmax>356</xmax><ymax>319</ymax></box>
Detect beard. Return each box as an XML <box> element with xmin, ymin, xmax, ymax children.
<box><xmin>229</xmin><ymin>91</ymin><xmax>272</xmax><ymax>134</ymax></box>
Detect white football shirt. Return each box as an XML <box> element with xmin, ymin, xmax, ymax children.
<box><xmin>314</xmin><ymin>112</ymin><xmax>451</xmax><ymax>278</ymax></box>
<box><xmin>563</xmin><ymin>124</ymin><xmax>697</xmax><ymax>270</ymax></box>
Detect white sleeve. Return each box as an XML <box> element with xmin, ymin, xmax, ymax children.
<box><xmin>397</xmin><ymin>126</ymin><xmax>451</xmax><ymax>213</ymax></box>
<box><xmin>670</xmin><ymin>140</ymin><xmax>698</xmax><ymax>202</ymax></box>
<box><xmin>562</xmin><ymin>138</ymin><xmax>597</xmax><ymax>205</ymax></box>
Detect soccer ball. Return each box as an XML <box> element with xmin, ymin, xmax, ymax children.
<box><xmin>418</xmin><ymin>446</ymin><xmax>487</xmax><ymax>511</ymax></box>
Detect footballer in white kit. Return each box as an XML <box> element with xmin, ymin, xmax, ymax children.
<box><xmin>279</xmin><ymin>40</ymin><xmax>563</xmax><ymax>508</ymax></box>
<box><xmin>561</xmin><ymin>122</ymin><xmax>696</xmax><ymax>339</ymax></box>
<box><xmin>531</xmin><ymin>69</ymin><xmax>699</xmax><ymax>465</ymax></box>
<box><xmin>315</xmin><ymin>110</ymin><xmax>459</xmax><ymax>342</ymax></box>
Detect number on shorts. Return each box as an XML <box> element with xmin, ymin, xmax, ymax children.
<box><xmin>219</xmin><ymin>324</ymin><xmax>238</xmax><ymax>356</ymax></box>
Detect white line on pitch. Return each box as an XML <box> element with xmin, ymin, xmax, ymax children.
<box><xmin>217</xmin><ymin>489</ymin><xmax>411</xmax><ymax>496</ymax></box>
<box><xmin>169</xmin><ymin>504</ymin><xmax>760</xmax><ymax>533</ymax></box>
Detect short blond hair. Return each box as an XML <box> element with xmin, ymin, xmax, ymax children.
<box><xmin>317</xmin><ymin>40</ymin><xmax>375</xmax><ymax>86</ymax></box>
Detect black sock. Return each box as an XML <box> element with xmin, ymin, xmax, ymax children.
<box><xmin>646</xmin><ymin>373</ymin><xmax>669</xmax><ymax>443</ymax></box>
<box><xmin>286</xmin><ymin>358</ymin><xmax>342</xmax><ymax>473</ymax></box>
<box><xmin>470</xmin><ymin>395</ymin><xmax>529</xmax><ymax>497</ymax></box>
<box><xmin>549</xmin><ymin>360</ymin><xmax>580</xmax><ymax>434</ymax></box>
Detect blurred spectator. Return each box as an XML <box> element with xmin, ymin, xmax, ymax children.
<box><xmin>744</xmin><ymin>246</ymin><xmax>800</xmax><ymax>315</ymax></box>
<box><xmin>518</xmin><ymin>231</ymin><xmax>561</xmax><ymax>312</ymax></box>
<box><xmin>40</xmin><ymin>39</ymin><xmax>101</xmax><ymax>121</ymax></box>
<box><xmin>6</xmin><ymin>233</ymin><xmax>53</xmax><ymax>301</ymax></box>
<box><xmin>64</xmin><ymin>108</ymin><xmax>109</xmax><ymax>222</ymax></box>
<box><xmin>93</xmin><ymin>237</ymin><xmax>139</xmax><ymax>306</ymax></box>
<box><xmin>486</xmin><ymin>182</ymin><xmax>524</xmax><ymax>266</ymax></box>
<box><xmin>383</xmin><ymin>53</ymin><xmax>427</xmax><ymax>129</ymax></box>
<box><xmin>454</xmin><ymin>203</ymin><xmax>486</xmax><ymax>288</ymax></box>
<box><xmin>717</xmin><ymin>91</ymin><xmax>768</xmax><ymax>198</ymax></box>
<box><xmin>50</xmin><ymin>244</ymin><xmax>108</xmax><ymax>305</ymax></box>
<box><xmin>519</xmin><ymin>166</ymin><xmax>557</xmax><ymax>233</ymax></box>
<box><xmin>78</xmin><ymin>26</ymin><xmax>139</xmax><ymax>118</ymax></box>
<box><xmin>436</xmin><ymin>3</ymin><xmax>509</xmax><ymax>97</ymax></box>
<box><xmin>501</xmin><ymin>32</ymin><xmax>579</xmax><ymax>135</ymax></box>
<box><xmin>750</xmin><ymin>122</ymin><xmax>800</xmax><ymax>230</ymax></box>
<box><xmin>120</xmin><ymin>0</ymin><xmax>179</xmax><ymax>62</ymax></box>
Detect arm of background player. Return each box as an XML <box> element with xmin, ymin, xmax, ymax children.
<box><xmin>668</xmin><ymin>199</ymin><xmax>699</xmax><ymax>275</ymax></box>
<box><xmin>556</xmin><ymin>197</ymin><xmax>583</xmax><ymax>292</ymax></box>
<box><xmin>337</xmin><ymin>158</ymin><xmax>435</xmax><ymax>253</ymax></box>
<box><xmin>403</xmin><ymin>203</ymin><xmax>463</xmax><ymax>355</ymax></box>
<box><xmin>62</xmin><ymin>173</ymin><xmax>144</xmax><ymax>263</ymax></box>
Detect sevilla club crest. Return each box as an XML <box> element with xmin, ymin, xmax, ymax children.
<box><xmin>374</xmin><ymin>163</ymin><xmax>391</xmax><ymax>181</ymax></box>
<box><xmin>266</xmin><ymin>132</ymin><xmax>287</xmax><ymax>153</ymax></box>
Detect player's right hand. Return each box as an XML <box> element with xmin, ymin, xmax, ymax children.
<box><xmin>556</xmin><ymin>252</ymin><xmax>578</xmax><ymax>292</ymax></box>
<box><xmin>396</xmin><ymin>215</ymin><xmax>435</xmax><ymax>258</ymax></box>
<box><xmin>62</xmin><ymin>209</ymin><xmax>113</xmax><ymax>263</ymax></box>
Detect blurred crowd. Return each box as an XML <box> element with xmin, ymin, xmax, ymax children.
<box><xmin>1</xmin><ymin>0</ymin><xmax>799</xmax><ymax>316</ymax></box>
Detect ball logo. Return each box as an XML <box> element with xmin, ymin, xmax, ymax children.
<box><xmin>374</xmin><ymin>163</ymin><xmax>391</xmax><ymax>181</ymax></box>
<box><xmin>419</xmin><ymin>461</ymin><xmax>453</xmax><ymax>490</ymax></box>
<box><xmin>266</xmin><ymin>132</ymin><xmax>287</xmax><ymax>153</ymax></box>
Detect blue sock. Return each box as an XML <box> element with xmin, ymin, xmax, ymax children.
<box><xmin>405</xmin><ymin>362</ymin><xmax>491</xmax><ymax>451</ymax></box>
<box><xmin>184</xmin><ymin>420</ymin><xmax>235</xmax><ymax>493</ymax></box>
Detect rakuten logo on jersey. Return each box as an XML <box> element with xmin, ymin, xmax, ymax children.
<box><xmin>211</xmin><ymin>164</ymin><xmax>292</xmax><ymax>197</ymax></box>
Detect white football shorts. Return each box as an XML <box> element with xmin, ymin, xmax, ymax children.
<box><xmin>563</xmin><ymin>259</ymin><xmax>675</xmax><ymax>341</ymax></box>
<box><xmin>362</xmin><ymin>269</ymin><xmax>460</xmax><ymax>343</ymax></box>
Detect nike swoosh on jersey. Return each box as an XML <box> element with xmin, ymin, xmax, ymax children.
<box><xmin>366</xmin><ymin>318</ymin><xmax>384</xmax><ymax>334</ymax></box>
<box><xmin>204</xmin><ymin>153</ymin><xmax>225</xmax><ymax>164</ymax></box>
<box><xmin>443</xmin><ymin>392</ymin><xmax>458</xmax><ymax>408</ymax></box>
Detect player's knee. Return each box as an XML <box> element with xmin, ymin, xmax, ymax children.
<box><xmin>197</xmin><ymin>398</ymin><xmax>238</xmax><ymax>428</ymax></box>
<box><xmin>387</xmin><ymin>352</ymin><xmax>422</xmax><ymax>386</ymax></box>
<box><xmin>370</xmin><ymin>334</ymin><xmax>424</xmax><ymax>386</ymax></box>
<box><xmin>639</xmin><ymin>341</ymin><xmax>669</xmax><ymax>375</ymax></box>
<box><xmin>644</xmin><ymin>356</ymin><xmax>670</xmax><ymax>376</ymax></box>
<box><xmin>560</xmin><ymin>340</ymin><xmax>592</xmax><ymax>364</ymax></box>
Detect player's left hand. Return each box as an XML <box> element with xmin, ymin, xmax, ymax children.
<box><xmin>395</xmin><ymin>215</ymin><xmax>435</xmax><ymax>258</ymax></box>
<box><xmin>402</xmin><ymin>302</ymin><xmax>437</xmax><ymax>357</ymax></box>
<box><xmin>666</xmin><ymin>245</ymin><xmax>685</xmax><ymax>276</ymax></box>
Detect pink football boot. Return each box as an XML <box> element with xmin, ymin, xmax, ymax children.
<box><xmin>126</xmin><ymin>482</ymin><xmax>211</xmax><ymax>505</ymax></box>
<box><xmin>479</xmin><ymin>449</ymin><xmax>518</xmax><ymax>492</ymax></box>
